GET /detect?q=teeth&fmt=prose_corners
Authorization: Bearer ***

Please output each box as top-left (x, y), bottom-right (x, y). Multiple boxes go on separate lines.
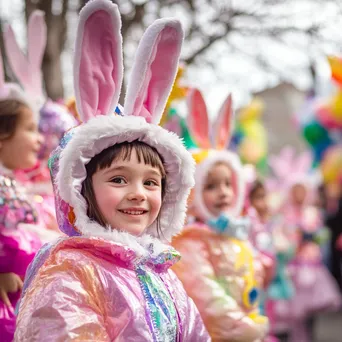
top-left (121, 210), bottom-right (145, 215)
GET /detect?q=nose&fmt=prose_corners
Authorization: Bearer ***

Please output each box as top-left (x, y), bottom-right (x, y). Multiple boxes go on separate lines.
top-left (218, 184), bottom-right (229, 196)
top-left (37, 131), bottom-right (44, 146)
top-left (127, 184), bottom-right (147, 202)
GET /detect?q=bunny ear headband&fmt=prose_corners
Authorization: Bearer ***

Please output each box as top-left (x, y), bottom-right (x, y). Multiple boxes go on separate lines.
top-left (3, 10), bottom-right (46, 109)
top-left (187, 88), bottom-right (234, 151)
top-left (269, 146), bottom-right (314, 188)
top-left (268, 146), bottom-right (318, 207)
top-left (52, 0), bottom-right (195, 244)
top-left (185, 88), bottom-right (245, 219)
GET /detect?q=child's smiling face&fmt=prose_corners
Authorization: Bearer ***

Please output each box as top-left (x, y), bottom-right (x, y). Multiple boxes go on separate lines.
top-left (91, 148), bottom-right (163, 236)
top-left (202, 162), bottom-right (235, 217)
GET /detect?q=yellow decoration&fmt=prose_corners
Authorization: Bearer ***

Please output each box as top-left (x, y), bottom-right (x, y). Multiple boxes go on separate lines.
top-left (329, 91), bottom-right (342, 120)
top-left (321, 146), bottom-right (342, 185)
top-left (192, 149), bottom-right (210, 165)
top-left (65, 96), bottom-right (81, 122)
top-left (328, 56), bottom-right (342, 86)
top-left (231, 238), bottom-right (259, 311)
top-left (160, 65), bottom-right (188, 126)
top-left (238, 97), bottom-right (265, 122)
top-left (237, 97), bottom-right (267, 165)
top-left (239, 139), bottom-right (264, 164)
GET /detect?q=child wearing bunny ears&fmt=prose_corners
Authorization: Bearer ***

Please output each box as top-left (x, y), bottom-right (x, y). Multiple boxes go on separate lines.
top-left (172, 89), bottom-right (268, 342)
top-left (269, 148), bottom-right (341, 342)
top-left (0, 55), bottom-right (43, 340)
top-left (15, 1), bottom-right (209, 341)
top-left (4, 10), bottom-right (77, 236)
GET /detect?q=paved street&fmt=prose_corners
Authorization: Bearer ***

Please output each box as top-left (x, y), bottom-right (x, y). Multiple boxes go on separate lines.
top-left (314, 312), bottom-right (342, 342)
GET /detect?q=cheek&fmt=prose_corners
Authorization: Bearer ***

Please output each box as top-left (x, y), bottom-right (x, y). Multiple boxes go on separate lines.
top-left (202, 190), bottom-right (215, 208)
top-left (149, 192), bottom-right (162, 215)
top-left (95, 185), bottom-right (122, 214)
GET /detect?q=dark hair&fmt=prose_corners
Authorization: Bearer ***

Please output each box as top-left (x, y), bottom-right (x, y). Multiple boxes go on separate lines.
top-left (0, 99), bottom-right (28, 140)
top-left (81, 140), bottom-right (166, 235)
top-left (249, 180), bottom-right (265, 200)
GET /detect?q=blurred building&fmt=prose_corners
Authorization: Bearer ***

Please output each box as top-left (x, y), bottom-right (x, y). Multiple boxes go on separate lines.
top-left (255, 82), bottom-right (307, 155)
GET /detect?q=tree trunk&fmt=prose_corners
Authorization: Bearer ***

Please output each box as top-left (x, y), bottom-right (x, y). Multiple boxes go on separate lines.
top-left (25, 0), bottom-right (68, 100)
top-left (0, 18), bottom-right (10, 81)
top-left (42, 14), bottom-right (67, 100)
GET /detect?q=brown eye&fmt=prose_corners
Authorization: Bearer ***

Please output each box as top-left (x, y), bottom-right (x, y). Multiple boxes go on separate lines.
top-left (144, 180), bottom-right (159, 187)
top-left (205, 183), bottom-right (215, 190)
top-left (110, 177), bottom-right (126, 184)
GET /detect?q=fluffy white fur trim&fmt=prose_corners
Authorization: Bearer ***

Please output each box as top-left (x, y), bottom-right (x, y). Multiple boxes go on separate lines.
top-left (57, 115), bottom-right (195, 244)
top-left (1, 83), bottom-right (39, 121)
top-left (192, 150), bottom-right (245, 221)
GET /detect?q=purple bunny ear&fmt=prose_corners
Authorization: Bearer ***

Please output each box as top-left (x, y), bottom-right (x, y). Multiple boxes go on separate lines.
top-left (124, 18), bottom-right (183, 124)
top-left (4, 10), bottom-right (46, 100)
top-left (212, 93), bottom-right (234, 150)
top-left (73, 0), bottom-right (123, 122)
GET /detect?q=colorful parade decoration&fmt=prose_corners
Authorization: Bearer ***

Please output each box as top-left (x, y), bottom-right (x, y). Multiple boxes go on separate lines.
top-left (232, 97), bottom-right (268, 174)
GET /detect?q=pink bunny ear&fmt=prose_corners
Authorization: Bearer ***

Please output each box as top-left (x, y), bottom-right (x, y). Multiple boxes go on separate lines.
top-left (74, 0), bottom-right (123, 122)
top-left (212, 93), bottom-right (233, 150)
top-left (4, 25), bottom-right (30, 88)
top-left (4, 10), bottom-right (46, 100)
top-left (27, 10), bottom-right (46, 99)
top-left (186, 88), bottom-right (211, 149)
top-left (295, 151), bottom-right (312, 174)
top-left (124, 18), bottom-right (183, 124)
top-left (269, 146), bottom-right (295, 179)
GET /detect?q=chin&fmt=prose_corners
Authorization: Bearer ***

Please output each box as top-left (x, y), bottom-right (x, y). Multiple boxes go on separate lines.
top-left (23, 157), bottom-right (38, 169)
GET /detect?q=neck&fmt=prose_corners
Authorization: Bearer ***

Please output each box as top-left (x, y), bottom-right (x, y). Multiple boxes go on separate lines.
top-left (0, 162), bottom-right (14, 176)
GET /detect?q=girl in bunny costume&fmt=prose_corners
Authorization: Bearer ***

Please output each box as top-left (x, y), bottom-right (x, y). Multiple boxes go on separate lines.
top-left (3, 10), bottom-right (77, 237)
top-left (15, 1), bottom-right (209, 341)
top-left (0, 41), bottom-right (43, 341)
top-left (172, 89), bottom-right (268, 342)
top-left (269, 147), bottom-right (341, 342)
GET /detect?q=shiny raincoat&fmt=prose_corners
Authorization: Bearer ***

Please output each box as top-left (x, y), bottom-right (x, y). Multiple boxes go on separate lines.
top-left (172, 223), bottom-right (268, 342)
top-left (15, 236), bottom-right (209, 341)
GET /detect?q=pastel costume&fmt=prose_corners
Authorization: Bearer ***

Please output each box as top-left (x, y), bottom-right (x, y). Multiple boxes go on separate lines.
top-left (4, 12), bottom-right (77, 238)
top-left (172, 89), bottom-right (268, 341)
top-left (15, 1), bottom-right (209, 341)
top-left (0, 167), bottom-right (42, 341)
top-left (269, 147), bottom-right (341, 341)
top-left (284, 204), bottom-right (341, 316)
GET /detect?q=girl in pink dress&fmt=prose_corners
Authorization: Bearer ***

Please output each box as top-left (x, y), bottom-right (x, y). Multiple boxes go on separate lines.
top-left (0, 53), bottom-right (43, 340)
top-left (269, 147), bottom-right (341, 342)
top-left (4, 11), bottom-right (77, 238)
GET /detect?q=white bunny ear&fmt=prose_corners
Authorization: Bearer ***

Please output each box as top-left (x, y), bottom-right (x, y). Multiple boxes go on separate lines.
top-left (124, 18), bottom-right (183, 124)
top-left (4, 10), bottom-right (46, 100)
top-left (74, 0), bottom-right (123, 122)
top-left (212, 93), bottom-right (234, 150)
top-left (186, 88), bottom-right (211, 149)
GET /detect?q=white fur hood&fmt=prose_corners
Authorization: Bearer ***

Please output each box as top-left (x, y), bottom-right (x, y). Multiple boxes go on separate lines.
top-left (51, 115), bottom-right (195, 254)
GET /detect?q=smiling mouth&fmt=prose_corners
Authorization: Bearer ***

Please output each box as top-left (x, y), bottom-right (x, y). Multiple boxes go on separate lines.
top-left (118, 209), bottom-right (148, 216)
top-left (215, 203), bottom-right (230, 209)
